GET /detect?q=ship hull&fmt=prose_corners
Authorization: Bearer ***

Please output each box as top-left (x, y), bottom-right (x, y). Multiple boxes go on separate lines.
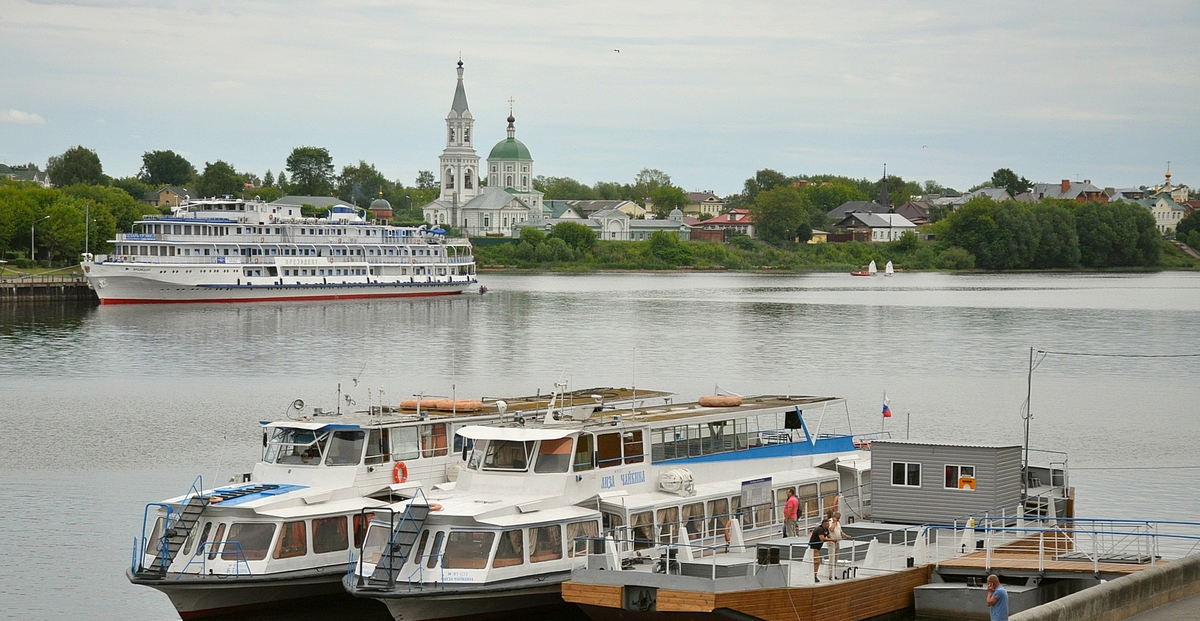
top-left (376, 584), bottom-right (564, 621)
top-left (86, 272), bottom-right (474, 304)
top-left (129, 567), bottom-right (351, 619)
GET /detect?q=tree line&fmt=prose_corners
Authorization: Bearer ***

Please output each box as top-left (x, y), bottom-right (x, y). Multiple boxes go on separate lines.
top-left (533, 168), bottom-right (688, 217)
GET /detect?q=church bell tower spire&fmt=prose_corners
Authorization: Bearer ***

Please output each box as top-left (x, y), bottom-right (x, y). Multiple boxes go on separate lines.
top-left (439, 58), bottom-right (480, 207)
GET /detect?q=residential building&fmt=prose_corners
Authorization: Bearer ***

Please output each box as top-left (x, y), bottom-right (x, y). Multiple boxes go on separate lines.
top-left (143, 186), bottom-right (198, 208)
top-left (1148, 165), bottom-right (1190, 203)
top-left (827, 200), bottom-right (885, 220)
top-left (1032, 179), bottom-right (1108, 202)
top-left (1183, 200), bottom-right (1200, 217)
top-left (832, 212), bottom-right (917, 242)
top-left (808, 229), bottom-right (829, 244)
top-left (690, 208), bottom-right (754, 240)
top-left (894, 200), bottom-right (931, 226)
top-left (530, 208), bottom-right (690, 241)
top-left (1105, 187), bottom-right (1146, 202)
top-left (0, 163), bottom-right (51, 187)
top-left (545, 199), bottom-right (645, 219)
top-left (1131, 196), bottom-right (1188, 234)
top-left (684, 191), bottom-right (725, 217)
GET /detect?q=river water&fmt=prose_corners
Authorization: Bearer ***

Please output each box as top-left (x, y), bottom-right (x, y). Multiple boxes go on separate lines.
top-left (2, 272), bottom-right (1199, 620)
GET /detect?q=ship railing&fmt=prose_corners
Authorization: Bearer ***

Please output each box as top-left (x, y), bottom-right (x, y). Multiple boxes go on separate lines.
top-left (352, 490), bottom-right (442, 592)
top-left (174, 540), bottom-right (253, 578)
top-left (97, 255), bottom-right (474, 266)
top-left (131, 475), bottom-right (204, 575)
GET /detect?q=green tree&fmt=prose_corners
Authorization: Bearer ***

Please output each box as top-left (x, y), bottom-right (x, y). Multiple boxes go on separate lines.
top-left (196, 161), bottom-right (244, 198)
top-left (593, 180), bottom-right (630, 200)
top-left (62, 184), bottom-right (156, 236)
top-left (111, 176), bottom-right (153, 202)
top-left (285, 146), bottom-right (335, 195)
top-left (631, 168), bottom-right (672, 202)
top-left (415, 170), bottom-right (436, 190)
top-left (533, 176), bottom-right (597, 200)
top-left (1030, 203), bottom-right (1080, 268)
top-left (990, 168), bottom-right (1032, 198)
top-left (797, 182), bottom-right (867, 216)
top-left (519, 226), bottom-right (546, 246)
top-left (1177, 211), bottom-right (1200, 243)
top-left (138, 150), bottom-right (196, 186)
top-left (337, 161), bottom-right (392, 207)
top-left (750, 186), bottom-right (808, 245)
top-left (742, 169), bottom-right (791, 203)
top-left (276, 171), bottom-right (288, 190)
top-left (549, 221), bottom-right (596, 252)
top-left (47, 146), bottom-right (104, 187)
top-left (263, 170), bottom-right (275, 188)
top-left (648, 230), bottom-right (692, 266)
top-left (648, 185), bottom-right (688, 217)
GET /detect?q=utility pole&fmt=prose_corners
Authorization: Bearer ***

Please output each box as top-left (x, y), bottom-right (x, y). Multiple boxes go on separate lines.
top-left (1023, 347), bottom-right (1034, 497)
top-left (31, 215), bottom-right (50, 263)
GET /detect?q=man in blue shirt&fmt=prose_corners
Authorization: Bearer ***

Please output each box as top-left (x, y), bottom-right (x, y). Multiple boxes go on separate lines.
top-left (987, 574), bottom-right (1009, 621)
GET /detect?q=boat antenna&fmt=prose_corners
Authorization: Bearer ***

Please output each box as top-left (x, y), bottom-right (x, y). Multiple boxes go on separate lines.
top-left (337, 382), bottom-right (341, 416)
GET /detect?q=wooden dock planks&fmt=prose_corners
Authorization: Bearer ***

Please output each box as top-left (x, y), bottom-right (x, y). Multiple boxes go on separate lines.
top-left (710, 567), bottom-right (931, 621)
top-left (562, 582), bottom-right (623, 608)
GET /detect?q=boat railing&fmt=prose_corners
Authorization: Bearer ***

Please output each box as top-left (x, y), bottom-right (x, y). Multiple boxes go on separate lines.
top-left (132, 475), bottom-right (204, 575)
top-left (174, 540), bottom-right (253, 578)
top-left (353, 490), bottom-right (438, 591)
top-left (97, 254), bottom-right (473, 266)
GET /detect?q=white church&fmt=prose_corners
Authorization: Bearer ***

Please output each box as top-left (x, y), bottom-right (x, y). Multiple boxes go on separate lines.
top-left (422, 60), bottom-right (543, 237)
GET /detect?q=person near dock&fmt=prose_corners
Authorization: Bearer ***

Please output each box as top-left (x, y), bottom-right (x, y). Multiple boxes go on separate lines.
top-left (827, 512), bottom-right (852, 580)
top-left (784, 489), bottom-right (800, 537)
top-left (809, 517), bottom-right (833, 582)
top-left (987, 574), bottom-right (1009, 621)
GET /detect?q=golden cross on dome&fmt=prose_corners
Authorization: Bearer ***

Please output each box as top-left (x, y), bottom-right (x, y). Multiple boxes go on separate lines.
top-left (508, 97), bottom-right (515, 114)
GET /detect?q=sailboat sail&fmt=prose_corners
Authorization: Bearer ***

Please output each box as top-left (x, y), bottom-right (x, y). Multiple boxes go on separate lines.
top-left (868, 260), bottom-right (877, 275)
top-left (885, 261), bottom-right (894, 276)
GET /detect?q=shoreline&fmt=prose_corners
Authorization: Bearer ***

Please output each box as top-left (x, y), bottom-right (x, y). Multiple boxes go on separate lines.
top-left (477, 265), bottom-right (1199, 274)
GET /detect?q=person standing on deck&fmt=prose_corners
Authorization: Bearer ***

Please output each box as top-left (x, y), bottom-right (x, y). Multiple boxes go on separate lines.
top-left (827, 512), bottom-right (852, 579)
top-left (987, 574), bottom-right (1009, 621)
top-left (784, 489), bottom-right (800, 537)
top-left (809, 518), bottom-right (833, 583)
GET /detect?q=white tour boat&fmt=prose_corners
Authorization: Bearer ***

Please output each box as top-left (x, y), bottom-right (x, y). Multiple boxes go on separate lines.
top-left (129, 385), bottom-right (673, 619)
top-left (82, 197), bottom-right (477, 304)
top-left (346, 394), bottom-right (870, 621)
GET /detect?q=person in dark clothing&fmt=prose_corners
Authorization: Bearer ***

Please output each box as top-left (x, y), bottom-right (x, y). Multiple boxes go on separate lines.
top-left (809, 518), bottom-right (833, 582)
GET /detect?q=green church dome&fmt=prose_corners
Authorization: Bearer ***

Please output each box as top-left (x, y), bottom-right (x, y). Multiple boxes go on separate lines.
top-left (488, 137), bottom-right (532, 161)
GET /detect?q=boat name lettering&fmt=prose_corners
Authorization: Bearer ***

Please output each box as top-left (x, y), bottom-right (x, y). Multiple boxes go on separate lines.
top-left (125, 233), bottom-right (156, 240)
top-left (601, 470), bottom-right (646, 489)
top-left (441, 570), bottom-right (475, 582)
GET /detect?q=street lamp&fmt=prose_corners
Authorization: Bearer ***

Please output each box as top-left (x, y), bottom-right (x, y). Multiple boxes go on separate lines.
top-left (31, 215), bottom-right (50, 264)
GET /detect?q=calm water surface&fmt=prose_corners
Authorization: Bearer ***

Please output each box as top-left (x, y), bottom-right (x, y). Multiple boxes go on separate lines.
top-left (2, 272), bottom-right (1199, 620)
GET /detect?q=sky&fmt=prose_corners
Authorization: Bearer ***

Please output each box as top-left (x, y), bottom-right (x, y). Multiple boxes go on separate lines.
top-left (1, 0), bottom-right (1198, 195)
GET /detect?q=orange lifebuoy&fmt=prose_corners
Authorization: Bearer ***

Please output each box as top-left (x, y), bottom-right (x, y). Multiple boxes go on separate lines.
top-left (260, 237), bottom-right (265, 243)
top-left (338, 238), bottom-right (342, 243)
top-left (254, 257), bottom-right (260, 264)
top-left (429, 503), bottom-right (443, 512)
top-left (328, 257), bottom-right (334, 264)
top-left (724, 519), bottom-right (732, 544)
top-left (393, 461), bottom-right (408, 484)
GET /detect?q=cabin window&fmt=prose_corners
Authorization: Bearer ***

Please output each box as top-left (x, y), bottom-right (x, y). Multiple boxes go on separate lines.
top-left (265, 428), bottom-right (329, 465)
top-left (365, 428), bottom-right (390, 465)
top-left (427, 531), bottom-right (445, 568)
top-left (468, 440), bottom-right (487, 470)
top-left (274, 521), bottom-right (307, 559)
top-left (353, 512), bottom-right (373, 548)
top-left (188, 522), bottom-right (212, 558)
top-left (623, 430), bottom-right (644, 464)
top-left (223, 523), bottom-right (275, 561)
top-left (656, 506), bottom-right (680, 544)
top-left (534, 438), bottom-right (573, 473)
top-left (493, 530), bottom-right (524, 568)
top-left (754, 498), bottom-right (773, 528)
top-left (391, 427), bottom-right (420, 461)
top-left (573, 434), bottom-right (594, 471)
top-left (798, 484), bottom-right (819, 518)
top-left (892, 462), bottom-right (921, 487)
top-left (707, 498), bottom-right (729, 534)
top-left (630, 511), bottom-right (654, 550)
top-left (945, 465), bottom-right (976, 490)
top-left (596, 432), bottom-right (622, 468)
top-left (207, 523), bottom-right (227, 560)
top-left (145, 518), bottom-right (165, 555)
top-left (414, 530), bottom-right (431, 565)
top-left (442, 532), bottom-right (495, 569)
top-left (820, 480), bottom-right (839, 513)
top-left (683, 502), bottom-right (705, 540)
top-left (325, 430), bottom-right (365, 466)
top-left (360, 521), bottom-right (389, 564)
top-left (419, 423), bottom-right (448, 458)
top-left (313, 516), bottom-right (349, 553)
top-left (566, 521), bottom-right (598, 557)
top-left (529, 525), bottom-right (563, 562)
top-left (731, 495), bottom-right (747, 528)
top-left (482, 440), bottom-right (534, 471)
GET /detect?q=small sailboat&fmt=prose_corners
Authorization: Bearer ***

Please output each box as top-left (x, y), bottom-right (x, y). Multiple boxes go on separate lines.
top-left (885, 261), bottom-right (894, 277)
top-left (851, 260), bottom-right (878, 277)
top-left (869, 260), bottom-right (878, 276)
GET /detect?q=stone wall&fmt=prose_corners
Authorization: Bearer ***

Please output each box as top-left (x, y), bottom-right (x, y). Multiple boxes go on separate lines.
top-left (1012, 554), bottom-right (1200, 621)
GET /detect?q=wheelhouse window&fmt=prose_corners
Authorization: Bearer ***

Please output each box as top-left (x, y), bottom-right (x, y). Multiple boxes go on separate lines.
top-left (313, 516), bottom-right (349, 554)
top-left (207, 523), bottom-right (226, 560)
top-left (420, 423), bottom-right (448, 458)
top-left (892, 462), bottom-right (921, 487)
top-left (325, 431), bottom-right (365, 466)
top-left (274, 521), bottom-right (307, 559)
top-left (265, 428), bottom-right (328, 465)
top-left (529, 525), bottom-right (563, 562)
top-left (427, 531), bottom-right (445, 568)
top-left (361, 521), bottom-right (390, 564)
top-left (566, 520), bottom-right (598, 557)
top-left (365, 428), bottom-right (390, 465)
top-left (442, 531), bottom-right (495, 570)
top-left (596, 432), bottom-right (623, 468)
top-left (483, 440), bottom-right (534, 471)
top-left (945, 465), bottom-right (976, 490)
top-left (573, 433), bottom-right (594, 471)
top-left (534, 438), bottom-right (573, 473)
top-left (223, 523), bottom-right (276, 561)
top-left (391, 427), bottom-right (420, 461)
top-left (493, 530), bottom-right (524, 567)
top-left (623, 430), bottom-right (645, 464)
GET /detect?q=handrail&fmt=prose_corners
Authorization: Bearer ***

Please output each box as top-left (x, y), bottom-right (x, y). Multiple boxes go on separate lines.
top-left (175, 540), bottom-right (253, 578)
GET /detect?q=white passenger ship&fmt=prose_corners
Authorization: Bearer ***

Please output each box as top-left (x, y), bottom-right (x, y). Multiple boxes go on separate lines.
top-left (346, 394), bottom-right (871, 621)
top-left (81, 197), bottom-right (477, 304)
top-left (130, 386), bottom-right (673, 619)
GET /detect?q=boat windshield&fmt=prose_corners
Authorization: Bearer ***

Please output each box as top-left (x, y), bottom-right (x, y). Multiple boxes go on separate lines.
top-left (264, 428), bottom-right (330, 466)
top-left (481, 440), bottom-right (534, 471)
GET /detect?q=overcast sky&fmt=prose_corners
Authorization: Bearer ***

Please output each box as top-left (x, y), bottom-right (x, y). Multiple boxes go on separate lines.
top-left (2, 1), bottom-right (1197, 195)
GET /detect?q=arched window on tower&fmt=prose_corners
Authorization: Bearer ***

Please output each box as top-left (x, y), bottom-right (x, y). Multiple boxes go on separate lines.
top-left (506, 175), bottom-right (513, 188)
top-left (464, 169), bottom-right (473, 189)
top-left (522, 175), bottom-right (528, 188)
top-left (445, 169), bottom-right (455, 189)
top-left (464, 129), bottom-right (470, 143)
top-left (449, 127), bottom-right (455, 143)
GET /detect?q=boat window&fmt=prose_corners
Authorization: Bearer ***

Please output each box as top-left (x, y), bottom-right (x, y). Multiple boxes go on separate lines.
top-left (573, 434), bottom-right (594, 472)
top-left (181, 520), bottom-right (201, 557)
top-left (391, 427), bottom-right (420, 461)
top-left (707, 498), bottom-right (729, 534)
top-left (753, 498), bottom-right (773, 528)
top-left (798, 484), bottom-right (819, 518)
top-left (467, 440), bottom-right (487, 470)
top-left (223, 523), bottom-right (276, 561)
top-left (353, 512), bottom-right (374, 548)
top-left (426, 531), bottom-right (445, 568)
top-left (325, 430), bottom-right (365, 466)
top-left (623, 430), bottom-right (644, 464)
top-left (566, 521), bottom-right (598, 558)
top-left (145, 518), bottom-right (165, 555)
top-left (274, 521), bottom-right (307, 559)
top-left (360, 522), bottom-right (390, 564)
top-left (365, 428), bottom-right (390, 465)
top-left (596, 432), bottom-right (622, 469)
top-left (775, 488), bottom-right (794, 518)
top-left (207, 523), bottom-right (227, 560)
top-left (820, 480), bottom-right (840, 513)
top-left (630, 511), bottom-right (654, 550)
top-left (442, 531), bottom-right (496, 570)
top-left (891, 462), bottom-right (921, 487)
top-left (945, 465), bottom-right (976, 490)
top-left (493, 530), bottom-right (524, 567)
top-left (482, 440), bottom-right (534, 471)
top-left (731, 495), bottom-right (748, 529)
top-left (683, 502), bottom-right (705, 540)
top-left (420, 423), bottom-right (448, 458)
top-left (602, 512), bottom-right (624, 537)
top-left (530, 525), bottom-right (563, 562)
top-left (265, 428), bottom-right (329, 466)
top-left (414, 530), bottom-right (431, 566)
top-left (534, 438), bottom-right (573, 473)
top-left (189, 522), bottom-right (212, 558)
top-left (656, 506), bottom-right (680, 544)
top-left (313, 516), bottom-right (349, 554)
top-left (688, 424), bottom-right (703, 457)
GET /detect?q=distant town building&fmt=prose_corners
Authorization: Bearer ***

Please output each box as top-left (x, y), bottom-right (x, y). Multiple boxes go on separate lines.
top-left (691, 208), bottom-right (754, 240)
top-left (1131, 196), bottom-right (1188, 234)
top-left (684, 191), bottom-right (725, 217)
top-left (832, 212), bottom-right (917, 242)
top-left (1148, 165), bottom-right (1189, 203)
top-left (531, 208), bottom-right (690, 241)
top-left (0, 163), bottom-right (51, 187)
top-left (1032, 180), bottom-right (1108, 202)
top-left (1105, 187), bottom-right (1146, 202)
top-left (368, 196), bottom-right (393, 220)
top-left (142, 186), bottom-right (198, 208)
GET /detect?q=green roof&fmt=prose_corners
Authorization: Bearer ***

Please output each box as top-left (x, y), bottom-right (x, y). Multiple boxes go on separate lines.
top-left (488, 137), bottom-right (532, 161)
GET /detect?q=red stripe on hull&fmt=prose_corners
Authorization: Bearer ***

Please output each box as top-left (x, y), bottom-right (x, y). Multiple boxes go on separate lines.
top-left (98, 290), bottom-right (466, 305)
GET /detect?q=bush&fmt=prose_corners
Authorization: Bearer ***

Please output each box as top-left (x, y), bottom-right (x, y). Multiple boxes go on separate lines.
top-left (730, 235), bottom-right (755, 251)
top-left (937, 247), bottom-right (975, 270)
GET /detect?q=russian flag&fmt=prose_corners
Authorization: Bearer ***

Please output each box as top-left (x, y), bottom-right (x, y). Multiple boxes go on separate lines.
top-left (882, 396), bottom-right (892, 418)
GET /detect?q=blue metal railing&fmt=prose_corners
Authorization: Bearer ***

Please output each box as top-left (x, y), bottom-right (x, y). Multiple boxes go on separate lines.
top-left (131, 475), bottom-right (205, 574)
top-left (354, 489), bottom-right (433, 590)
top-left (175, 540), bottom-right (253, 578)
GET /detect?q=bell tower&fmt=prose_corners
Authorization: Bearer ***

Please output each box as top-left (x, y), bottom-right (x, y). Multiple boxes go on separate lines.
top-left (438, 59), bottom-right (480, 213)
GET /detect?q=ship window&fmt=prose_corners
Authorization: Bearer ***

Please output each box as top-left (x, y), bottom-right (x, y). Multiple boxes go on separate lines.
top-left (683, 502), bottom-right (705, 540)
top-left (945, 465), bottom-right (976, 490)
top-left (529, 525), bottom-right (562, 563)
top-left (657, 506), bottom-right (679, 544)
top-left (482, 440), bottom-right (533, 471)
top-left (630, 511), bottom-right (654, 550)
top-left (565, 521), bottom-right (598, 558)
top-left (265, 428), bottom-right (328, 465)
top-left (189, 522), bottom-right (212, 558)
top-left (596, 432), bottom-right (622, 468)
top-left (442, 531), bottom-right (495, 569)
top-left (534, 438), bottom-right (572, 473)
top-left (798, 483), bottom-right (818, 518)
top-left (207, 523), bottom-right (226, 560)
top-left (707, 498), bottom-right (729, 534)
top-left (223, 523), bottom-right (275, 561)
top-left (467, 440), bottom-right (486, 470)
top-left (891, 462), bottom-right (921, 487)
top-left (391, 426), bottom-right (420, 461)
top-left (353, 512), bottom-right (374, 548)
top-left (360, 520), bottom-right (389, 564)
top-left (325, 430), bottom-right (365, 466)
top-left (414, 530), bottom-right (431, 565)
top-left (145, 518), bottom-right (165, 555)
top-left (623, 430), bottom-right (644, 464)
top-left (820, 480), bottom-right (839, 514)
top-left (365, 428), bottom-right (390, 464)
top-left (274, 521), bottom-right (307, 559)
top-left (493, 530), bottom-right (523, 567)
top-left (419, 423), bottom-right (448, 458)
top-left (313, 517), bottom-right (349, 554)
top-left (426, 531), bottom-right (445, 568)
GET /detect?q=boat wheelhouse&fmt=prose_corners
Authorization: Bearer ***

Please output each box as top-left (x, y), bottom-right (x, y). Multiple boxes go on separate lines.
top-left (346, 394), bottom-right (869, 621)
top-left (82, 198), bottom-right (477, 304)
top-left (130, 386), bottom-right (673, 619)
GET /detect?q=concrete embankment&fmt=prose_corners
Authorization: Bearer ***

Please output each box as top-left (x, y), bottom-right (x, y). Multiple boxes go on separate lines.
top-left (1012, 553), bottom-right (1200, 621)
top-left (0, 276), bottom-right (97, 303)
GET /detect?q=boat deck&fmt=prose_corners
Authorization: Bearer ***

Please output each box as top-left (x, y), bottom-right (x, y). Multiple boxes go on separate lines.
top-left (935, 533), bottom-right (1163, 579)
